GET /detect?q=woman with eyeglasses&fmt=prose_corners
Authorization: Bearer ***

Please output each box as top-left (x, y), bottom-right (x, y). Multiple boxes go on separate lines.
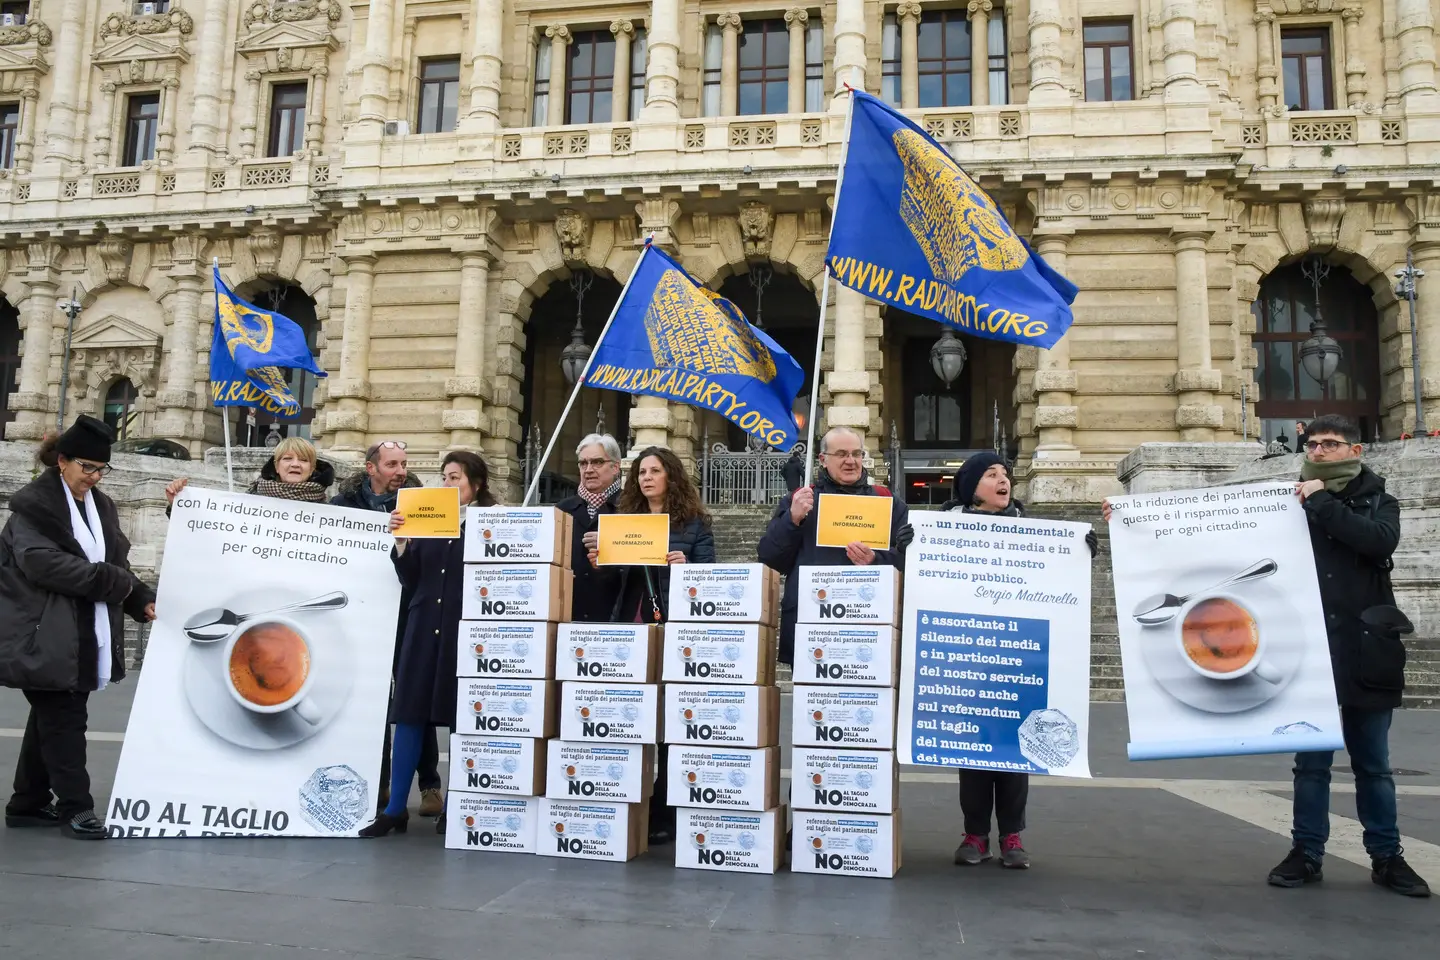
top-left (163, 436), bottom-right (335, 509)
top-left (0, 416), bottom-right (157, 840)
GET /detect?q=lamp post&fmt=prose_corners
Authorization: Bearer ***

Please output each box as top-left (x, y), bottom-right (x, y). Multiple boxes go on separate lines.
top-left (1396, 250), bottom-right (1427, 436)
top-left (1299, 255), bottom-right (1343, 389)
top-left (929, 326), bottom-right (967, 387)
top-left (559, 269), bottom-right (593, 386)
top-left (55, 288), bottom-right (82, 431)
top-left (748, 261), bottom-right (773, 329)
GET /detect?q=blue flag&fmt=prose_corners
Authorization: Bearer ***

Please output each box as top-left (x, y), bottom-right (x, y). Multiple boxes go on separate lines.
top-left (208, 266), bottom-right (325, 417)
top-left (827, 90), bottom-right (1077, 349)
top-left (584, 244), bottom-right (806, 450)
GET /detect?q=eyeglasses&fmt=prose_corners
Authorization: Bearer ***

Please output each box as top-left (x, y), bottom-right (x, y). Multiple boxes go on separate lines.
top-left (824, 451), bottom-right (865, 461)
top-left (1305, 439), bottom-right (1347, 453)
top-left (75, 460), bottom-right (113, 477)
top-left (578, 458), bottom-right (615, 469)
top-left (366, 440), bottom-right (407, 459)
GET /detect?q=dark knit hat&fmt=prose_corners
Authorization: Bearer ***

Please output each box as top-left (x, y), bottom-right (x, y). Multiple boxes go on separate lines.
top-left (952, 450), bottom-right (1007, 506)
top-left (56, 414), bottom-right (115, 463)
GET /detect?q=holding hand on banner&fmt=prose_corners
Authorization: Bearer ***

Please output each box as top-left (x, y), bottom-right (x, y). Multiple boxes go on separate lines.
top-left (789, 485), bottom-right (815, 525)
top-left (1296, 479), bottom-right (1325, 501)
top-left (845, 542), bottom-right (876, 565)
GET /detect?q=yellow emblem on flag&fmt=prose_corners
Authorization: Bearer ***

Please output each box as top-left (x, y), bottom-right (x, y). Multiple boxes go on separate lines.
top-left (642, 269), bottom-right (778, 383)
top-left (217, 293), bottom-right (276, 356)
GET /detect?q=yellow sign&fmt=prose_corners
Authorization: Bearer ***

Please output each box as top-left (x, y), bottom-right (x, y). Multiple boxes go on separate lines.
top-left (396, 486), bottom-right (462, 539)
top-left (815, 494), bottom-right (893, 550)
top-left (597, 513), bottom-right (671, 566)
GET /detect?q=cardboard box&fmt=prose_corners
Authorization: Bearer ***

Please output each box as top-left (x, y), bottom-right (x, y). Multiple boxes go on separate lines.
top-left (675, 807), bottom-right (786, 875)
top-left (665, 683), bottom-right (781, 747)
top-left (443, 792), bottom-right (541, 854)
top-left (461, 564), bottom-right (572, 622)
top-left (536, 798), bottom-right (648, 862)
top-left (791, 747), bottom-right (899, 813)
top-left (456, 622), bottom-right (557, 679)
top-left (660, 623), bottom-right (777, 685)
top-left (557, 623), bottom-right (661, 683)
top-left (666, 563), bottom-right (779, 624)
top-left (790, 810), bottom-right (903, 878)
top-left (447, 734), bottom-right (547, 796)
top-left (667, 745), bottom-right (779, 811)
top-left (791, 685), bottom-right (896, 750)
top-left (464, 506), bottom-right (572, 566)
top-left (558, 682), bottom-right (660, 743)
top-left (455, 678), bottom-right (556, 738)
top-left (795, 566), bottom-right (901, 625)
top-left (545, 742), bottom-right (655, 803)
top-left (792, 624), bottom-right (899, 687)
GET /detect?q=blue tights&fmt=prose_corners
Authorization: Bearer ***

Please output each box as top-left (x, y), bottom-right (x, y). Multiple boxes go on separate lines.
top-left (384, 723), bottom-right (425, 818)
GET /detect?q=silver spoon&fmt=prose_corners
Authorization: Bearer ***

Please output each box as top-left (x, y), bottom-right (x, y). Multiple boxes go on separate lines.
top-left (184, 591), bottom-right (350, 643)
top-left (1131, 560), bottom-right (1277, 626)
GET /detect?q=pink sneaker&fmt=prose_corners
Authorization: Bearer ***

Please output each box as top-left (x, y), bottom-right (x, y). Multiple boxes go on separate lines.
top-left (999, 833), bottom-right (1030, 869)
top-left (954, 833), bottom-right (991, 865)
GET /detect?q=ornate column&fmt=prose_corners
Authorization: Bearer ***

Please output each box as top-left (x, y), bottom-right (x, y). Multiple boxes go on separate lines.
top-left (92, 83), bottom-right (117, 167)
top-left (718, 14), bottom-right (743, 116)
top-left (305, 64), bottom-right (329, 153)
top-left (1027, 0), bottom-right (1067, 105)
top-left (824, 285), bottom-right (872, 441)
top-left (10, 244), bottom-right (65, 439)
top-left (832, 0), bottom-right (866, 101)
top-left (898, 2), bottom-right (921, 109)
top-left (1159, 0), bottom-right (1202, 100)
top-left (331, 254), bottom-right (378, 452)
top-left (14, 84), bottom-right (38, 172)
top-left (446, 251), bottom-right (494, 451)
top-left (1414, 239), bottom-right (1440, 410)
top-left (157, 249), bottom-right (203, 440)
top-left (643, 0), bottom-right (681, 119)
top-left (464, 0), bottom-right (504, 131)
top-left (1253, 8), bottom-right (1278, 112)
top-left (785, 9), bottom-right (808, 114)
top-left (238, 69), bottom-right (263, 158)
top-left (41, 0), bottom-right (86, 162)
top-left (1339, 6), bottom-right (1368, 108)
top-left (1032, 234), bottom-right (1078, 453)
top-left (545, 26), bottom-right (571, 126)
top-left (1172, 231), bottom-right (1222, 442)
top-left (1395, 0), bottom-right (1439, 99)
top-left (611, 20), bottom-right (634, 124)
top-left (156, 75), bottom-right (180, 163)
top-left (968, 1), bottom-right (991, 107)
top-left (188, 0), bottom-right (231, 153)
top-left (359, 0), bottom-right (398, 123)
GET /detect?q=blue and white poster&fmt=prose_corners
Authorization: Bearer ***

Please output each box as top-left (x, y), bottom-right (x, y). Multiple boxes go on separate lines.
top-left (897, 513), bottom-right (1093, 778)
top-left (1108, 482), bottom-right (1344, 761)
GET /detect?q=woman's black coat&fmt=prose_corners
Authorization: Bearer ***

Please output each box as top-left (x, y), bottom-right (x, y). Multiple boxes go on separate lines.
top-left (610, 515), bottom-right (716, 622)
top-left (389, 531), bottom-right (465, 726)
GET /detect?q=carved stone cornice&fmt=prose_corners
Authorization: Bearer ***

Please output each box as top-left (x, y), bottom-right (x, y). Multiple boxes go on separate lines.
top-left (0, 20), bottom-right (51, 47)
top-left (243, 0), bottom-right (343, 32)
top-left (98, 10), bottom-right (195, 40)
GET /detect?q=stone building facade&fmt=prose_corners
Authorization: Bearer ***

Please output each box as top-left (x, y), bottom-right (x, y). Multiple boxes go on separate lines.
top-left (0, 0), bottom-right (1437, 504)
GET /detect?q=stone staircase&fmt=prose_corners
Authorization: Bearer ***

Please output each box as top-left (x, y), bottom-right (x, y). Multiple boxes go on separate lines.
top-left (709, 504), bottom-right (779, 562)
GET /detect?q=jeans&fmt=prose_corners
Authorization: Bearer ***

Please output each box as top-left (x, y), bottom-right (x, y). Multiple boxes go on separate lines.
top-left (1291, 706), bottom-right (1400, 861)
top-left (959, 770), bottom-right (1029, 836)
top-left (9, 690), bottom-right (93, 819)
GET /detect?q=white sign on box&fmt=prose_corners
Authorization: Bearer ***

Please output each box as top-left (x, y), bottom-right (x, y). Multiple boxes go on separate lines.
top-left (456, 622), bottom-right (556, 679)
top-left (537, 798), bottom-right (643, 862)
top-left (667, 563), bottom-right (777, 623)
top-left (791, 810), bottom-right (902, 878)
top-left (676, 808), bottom-right (785, 875)
top-left (667, 745), bottom-right (778, 810)
top-left (444, 792), bottom-right (541, 854)
top-left (464, 506), bottom-right (570, 565)
top-left (792, 685), bottom-right (897, 749)
top-left (545, 742), bottom-right (653, 803)
top-left (791, 747), bottom-right (898, 813)
top-left (557, 624), bottom-right (660, 683)
top-left (661, 623), bottom-right (775, 685)
top-left (793, 624), bottom-right (899, 687)
top-left (456, 678), bottom-right (554, 738)
top-left (447, 735), bottom-right (545, 796)
top-left (559, 682), bottom-right (660, 743)
top-left (796, 566), bottom-right (900, 625)
top-left (665, 684), bottom-right (780, 747)
top-left (461, 564), bottom-right (570, 621)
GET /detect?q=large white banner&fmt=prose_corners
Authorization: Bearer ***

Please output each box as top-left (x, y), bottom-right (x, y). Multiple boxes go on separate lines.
top-left (1108, 482), bottom-right (1344, 760)
top-left (108, 489), bottom-right (400, 837)
top-left (898, 512), bottom-right (1093, 778)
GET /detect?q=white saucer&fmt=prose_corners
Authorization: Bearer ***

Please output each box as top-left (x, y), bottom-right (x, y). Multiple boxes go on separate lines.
top-left (183, 588), bottom-right (355, 751)
top-left (1136, 577), bottom-right (1306, 715)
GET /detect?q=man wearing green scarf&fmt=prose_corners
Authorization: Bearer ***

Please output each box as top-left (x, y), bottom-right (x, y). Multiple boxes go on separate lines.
top-left (1267, 415), bottom-right (1428, 897)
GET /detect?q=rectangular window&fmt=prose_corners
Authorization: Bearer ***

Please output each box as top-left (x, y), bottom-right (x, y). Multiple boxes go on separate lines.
top-left (121, 93), bottom-right (160, 166)
top-left (416, 58), bottom-right (460, 134)
top-left (629, 28), bottom-right (648, 121)
top-left (1082, 19), bottom-right (1133, 102)
top-left (566, 30), bottom-right (615, 125)
top-left (881, 14), bottom-right (901, 106)
top-left (804, 21), bottom-right (824, 112)
top-left (266, 82), bottom-right (307, 157)
top-left (0, 1), bottom-right (28, 25)
top-left (987, 11), bottom-right (1008, 105)
top-left (532, 35), bottom-right (552, 125)
top-left (917, 10), bottom-right (971, 108)
top-left (737, 18), bottom-right (788, 115)
top-left (131, 0), bottom-right (169, 14)
top-left (1281, 28), bottom-right (1333, 111)
top-left (0, 102), bottom-right (17, 170)
top-left (702, 24), bottom-right (722, 117)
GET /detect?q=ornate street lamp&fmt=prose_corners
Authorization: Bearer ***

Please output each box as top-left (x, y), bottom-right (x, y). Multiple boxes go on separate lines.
top-left (55, 288), bottom-right (82, 430)
top-left (748, 261), bottom-right (773, 328)
top-left (1299, 255), bottom-right (1343, 387)
top-left (929, 326), bottom-right (967, 387)
top-left (560, 269), bottom-right (593, 385)
top-left (1396, 249), bottom-right (1427, 435)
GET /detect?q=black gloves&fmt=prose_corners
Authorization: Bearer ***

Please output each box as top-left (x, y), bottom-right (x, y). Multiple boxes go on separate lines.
top-left (1085, 529), bottom-right (1098, 558)
top-left (895, 522), bottom-right (915, 551)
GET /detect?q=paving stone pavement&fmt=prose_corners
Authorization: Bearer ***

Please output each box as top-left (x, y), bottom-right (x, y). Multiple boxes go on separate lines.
top-left (1, 686), bottom-right (1436, 960)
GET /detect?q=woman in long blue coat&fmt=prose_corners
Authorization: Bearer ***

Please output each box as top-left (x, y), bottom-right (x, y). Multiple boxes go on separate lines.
top-left (361, 451), bottom-right (496, 837)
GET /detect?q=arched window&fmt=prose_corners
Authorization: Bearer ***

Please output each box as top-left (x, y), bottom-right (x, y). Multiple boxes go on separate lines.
top-left (0, 297), bottom-right (18, 441)
top-left (103, 378), bottom-right (139, 440)
top-left (237, 282), bottom-right (321, 446)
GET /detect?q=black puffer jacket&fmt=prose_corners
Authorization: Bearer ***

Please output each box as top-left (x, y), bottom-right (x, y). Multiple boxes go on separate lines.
top-left (610, 515), bottom-right (717, 622)
top-left (556, 490), bottom-right (624, 622)
top-left (1304, 465), bottom-right (1405, 710)
top-left (0, 469), bottom-right (154, 691)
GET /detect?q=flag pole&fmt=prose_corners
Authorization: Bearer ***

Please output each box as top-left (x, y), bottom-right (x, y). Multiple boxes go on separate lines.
top-left (213, 258), bottom-right (236, 492)
top-left (522, 241), bottom-right (652, 507)
top-left (803, 79), bottom-right (859, 487)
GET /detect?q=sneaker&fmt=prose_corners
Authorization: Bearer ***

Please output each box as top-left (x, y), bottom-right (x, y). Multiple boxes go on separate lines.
top-left (954, 833), bottom-right (991, 865)
top-left (60, 810), bottom-right (108, 841)
top-left (999, 833), bottom-right (1030, 869)
top-left (419, 788), bottom-right (444, 818)
top-left (1267, 846), bottom-right (1323, 888)
top-left (5, 804), bottom-right (61, 828)
top-left (1372, 854), bottom-right (1431, 897)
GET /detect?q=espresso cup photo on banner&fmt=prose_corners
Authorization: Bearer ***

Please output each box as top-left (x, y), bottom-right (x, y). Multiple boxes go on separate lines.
top-left (1107, 481), bottom-right (1344, 760)
top-left (107, 490), bottom-right (401, 837)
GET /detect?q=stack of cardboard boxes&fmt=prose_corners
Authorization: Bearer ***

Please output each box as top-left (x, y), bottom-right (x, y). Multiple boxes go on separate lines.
top-left (661, 563), bottom-right (785, 874)
top-left (789, 566), bottom-right (903, 879)
top-left (443, 508), bottom-right (571, 855)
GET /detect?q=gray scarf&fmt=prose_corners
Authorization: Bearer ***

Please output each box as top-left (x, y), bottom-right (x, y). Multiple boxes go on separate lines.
top-left (1300, 457), bottom-right (1362, 494)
